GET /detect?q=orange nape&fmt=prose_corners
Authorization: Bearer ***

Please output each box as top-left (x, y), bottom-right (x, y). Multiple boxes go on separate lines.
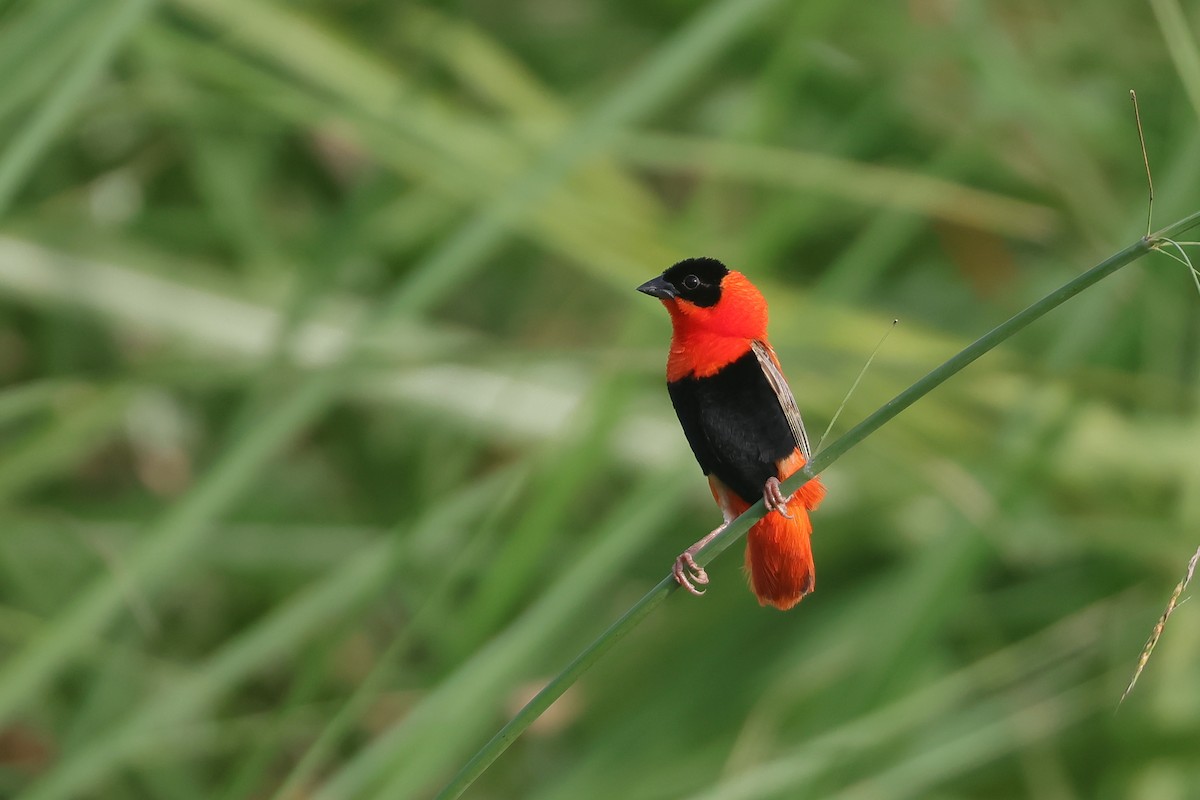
top-left (663, 271), bottom-right (769, 381)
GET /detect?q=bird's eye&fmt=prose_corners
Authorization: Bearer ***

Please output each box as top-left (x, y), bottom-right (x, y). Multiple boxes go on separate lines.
top-left (682, 274), bottom-right (701, 290)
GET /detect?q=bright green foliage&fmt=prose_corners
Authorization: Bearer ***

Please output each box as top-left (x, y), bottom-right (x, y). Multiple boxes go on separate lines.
top-left (0, 1), bottom-right (1198, 799)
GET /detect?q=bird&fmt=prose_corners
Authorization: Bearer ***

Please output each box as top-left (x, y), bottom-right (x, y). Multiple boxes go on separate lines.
top-left (638, 257), bottom-right (824, 610)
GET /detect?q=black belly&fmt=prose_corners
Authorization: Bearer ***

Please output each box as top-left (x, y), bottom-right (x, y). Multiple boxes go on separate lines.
top-left (667, 350), bottom-right (797, 504)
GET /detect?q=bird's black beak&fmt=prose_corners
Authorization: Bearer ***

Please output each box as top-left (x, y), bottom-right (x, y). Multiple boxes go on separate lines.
top-left (636, 275), bottom-right (677, 300)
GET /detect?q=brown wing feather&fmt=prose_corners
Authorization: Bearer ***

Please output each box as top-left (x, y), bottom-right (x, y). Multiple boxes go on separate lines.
top-left (751, 340), bottom-right (811, 462)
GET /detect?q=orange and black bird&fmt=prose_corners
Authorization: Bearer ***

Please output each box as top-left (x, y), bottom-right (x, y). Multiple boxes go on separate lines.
top-left (638, 258), bottom-right (824, 610)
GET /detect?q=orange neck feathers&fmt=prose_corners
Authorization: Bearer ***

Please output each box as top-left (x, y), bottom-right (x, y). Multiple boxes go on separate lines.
top-left (664, 271), bottom-right (768, 381)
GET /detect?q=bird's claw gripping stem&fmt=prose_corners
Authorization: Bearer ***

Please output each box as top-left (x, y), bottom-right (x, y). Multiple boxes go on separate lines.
top-left (764, 476), bottom-right (792, 519)
top-left (671, 523), bottom-right (726, 597)
top-left (672, 550), bottom-right (709, 596)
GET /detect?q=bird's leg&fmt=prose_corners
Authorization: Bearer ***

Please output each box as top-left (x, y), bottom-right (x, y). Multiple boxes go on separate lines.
top-left (763, 476), bottom-right (793, 519)
top-left (672, 523), bottom-right (726, 596)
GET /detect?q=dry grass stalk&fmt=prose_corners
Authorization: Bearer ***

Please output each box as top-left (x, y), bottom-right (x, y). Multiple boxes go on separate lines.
top-left (1120, 545), bottom-right (1200, 706)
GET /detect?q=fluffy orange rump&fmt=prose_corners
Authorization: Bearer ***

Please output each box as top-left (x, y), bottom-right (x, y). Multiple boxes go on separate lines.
top-left (744, 478), bottom-right (824, 610)
top-left (720, 451), bottom-right (825, 610)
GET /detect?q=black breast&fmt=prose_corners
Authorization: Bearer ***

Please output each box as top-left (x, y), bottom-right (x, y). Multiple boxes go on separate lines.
top-left (667, 350), bottom-right (798, 504)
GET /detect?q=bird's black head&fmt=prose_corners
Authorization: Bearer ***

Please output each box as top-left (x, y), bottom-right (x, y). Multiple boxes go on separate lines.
top-left (636, 257), bottom-right (729, 308)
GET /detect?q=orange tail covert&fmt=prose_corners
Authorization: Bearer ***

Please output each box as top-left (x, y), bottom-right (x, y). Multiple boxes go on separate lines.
top-left (745, 473), bottom-right (825, 610)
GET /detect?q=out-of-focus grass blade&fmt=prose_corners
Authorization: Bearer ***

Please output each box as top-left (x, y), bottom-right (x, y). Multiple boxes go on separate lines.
top-left (828, 686), bottom-right (1093, 800)
top-left (0, 0), bottom-right (102, 124)
top-left (618, 132), bottom-right (1058, 239)
top-left (268, 466), bottom-right (531, 800)
top-left (0, 380), bottom-right (80, 427)
top-left (815, 140), bottom-right (977, 299)
top-left (685, 599), bottom-right (1115, 800)
top-left (379, 0), bottom-right (791, 316)
top-left (17, 469), bottom-right (519, 799)
top-left (0, 0), bottom-right (156, 219)
top-left (0, 237), bottom-right (689, 464)
top-left (313, 471), bottom-right (691, 800)
top-left (457, 342), bottom-right (645, 647)
top-left (161, 0), bottom-right (675, 284)
top-left (1148, 0), bottom-right (1200, 122)
top-left (0, 386), bottom-right (133, 615)
top-left (0, 376), bottom-right (330, 725)
top-left (18, 539), bottom-right (398, 800)
top-left (0, 236), bottom-right (465, 366)
top-left (0, 516), bottom-right (384, 574)
top-left (398, 6), bottom-right (664, 228)
top-left (955, 6), bottom-right (1124, 237)
top-left (0, 385), bottom-right (132, 505)
top-left (840, 382), bottom-right (1075, 715)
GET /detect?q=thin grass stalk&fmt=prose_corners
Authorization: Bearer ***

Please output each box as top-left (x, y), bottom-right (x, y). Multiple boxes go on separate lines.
top-left (433, 210), bottom-right (1200, 800)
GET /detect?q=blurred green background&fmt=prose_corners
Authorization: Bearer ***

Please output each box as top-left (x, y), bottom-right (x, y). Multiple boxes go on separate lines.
top-left (1, 0), bottom-right (1199, 797)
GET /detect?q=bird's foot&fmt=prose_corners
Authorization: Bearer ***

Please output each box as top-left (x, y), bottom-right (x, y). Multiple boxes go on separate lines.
top-left (672, 550), bottom-right (709, 596)
top-left (671, 523), bottom-right (726, 596)
top-left (764, 476), bottom-right (793, 519)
